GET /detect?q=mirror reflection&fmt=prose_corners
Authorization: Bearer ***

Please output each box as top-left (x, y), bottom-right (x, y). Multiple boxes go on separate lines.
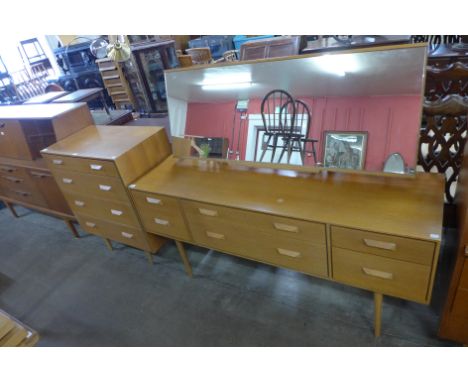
top-left (165, 44), bottom-right (427, 174)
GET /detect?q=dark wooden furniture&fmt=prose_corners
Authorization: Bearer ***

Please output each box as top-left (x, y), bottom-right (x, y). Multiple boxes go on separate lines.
top-left (240, 36), bottom-right (301, 61)
top-left (0, 103), bottom-right (94, 236)
top-left (123, 40), bottom-right (179, 114)
top-left (23, 91), bottom-right (69, 104)
top-left (439, 139), bottom-right (468, 344)
top-left (53, 88), bottom-right (110, 116)
top-left (301, 36), bottom-right (412, 54)
top-left (419, 95), bottom-right (468, 204)
top-left (96, 58), bottom-right (135, 110)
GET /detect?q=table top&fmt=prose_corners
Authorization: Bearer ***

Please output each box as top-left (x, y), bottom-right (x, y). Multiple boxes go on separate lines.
top-left (42, 124), bottom-right (164, 160)
top-left (52, 88), bottom-right (103, 103)
top-left (23, 91), bottom-right (69, 104)
top-left (131, 156), bottom-right (445, 242)
top-left (0, 102), bottom-right (87, 119)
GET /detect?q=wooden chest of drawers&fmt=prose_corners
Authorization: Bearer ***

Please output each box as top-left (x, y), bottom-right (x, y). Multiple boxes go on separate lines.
top-left (41, 124), bottom-right (172, 258)
top-left (0, 103), bottom-right (94, 234)
top-left (129, 156), bottom-right (444, 336)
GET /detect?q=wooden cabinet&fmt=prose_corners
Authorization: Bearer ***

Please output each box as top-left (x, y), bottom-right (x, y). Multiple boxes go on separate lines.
top-left (0, 103), bottom-right (93, 161)
top-left (0, 103), bottom-right (93, 234)
top-left (439, 142), bottom-right (468, 344)
top-left (41, 124), bottom-right (172, 260)
top-left (129, 156), bottom-right (444, 335)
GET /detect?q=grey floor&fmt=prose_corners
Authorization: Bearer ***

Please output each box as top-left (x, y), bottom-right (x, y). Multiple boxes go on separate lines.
top-left (0, 205), bottom-right (458, 346)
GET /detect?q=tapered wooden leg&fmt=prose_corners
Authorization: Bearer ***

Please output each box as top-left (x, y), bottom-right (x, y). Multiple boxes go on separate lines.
top-left (4, 201), bottom-right (19, 218)
top-left (103, 238), bottom-right (113, 251)
top-left (64, 220), bottom-right (79, 238)
top-left (175, 240), bottom-right (192, 277)
top-left (144, 251), bottom-right (154, 265)
top-left (374, 292), bottom-right (383, 337)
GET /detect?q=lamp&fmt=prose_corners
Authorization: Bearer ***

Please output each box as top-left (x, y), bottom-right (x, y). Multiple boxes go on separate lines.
top-left (106, 37), bottom-right (131, 62)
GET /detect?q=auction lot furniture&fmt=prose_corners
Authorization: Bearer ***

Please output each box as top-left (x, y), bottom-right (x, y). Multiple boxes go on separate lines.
top-left (41, 125), bottom-right (190, 269)
top-left (129, 156), bottom-right (445, 336)
top-left (0, 309), bottom-right (39, 347)
top-left (0, 103), bottom-right (93, 235)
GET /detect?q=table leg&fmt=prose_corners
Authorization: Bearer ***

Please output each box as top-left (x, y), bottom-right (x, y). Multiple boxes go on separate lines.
top-left (4, 201), bottom-right (19, 218)
top-left (64, 220), bottom-right (79, 238)
top-left (103, 238), bottom-right (113, 251)
top-left (374, 292), bottom-right (383, 337)
top-left (175, 240), bottom-right (192, 277)
top-left (144, 251), bottom-right (154, 265)
top-left (101, 92), bottom-right (111, 116)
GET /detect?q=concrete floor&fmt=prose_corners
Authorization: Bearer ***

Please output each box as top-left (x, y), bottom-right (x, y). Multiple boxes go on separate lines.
top-left (0, 206), bottom-right (458, 346)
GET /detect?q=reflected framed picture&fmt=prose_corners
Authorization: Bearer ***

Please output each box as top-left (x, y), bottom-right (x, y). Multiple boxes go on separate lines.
top-left (322, 131), bottom-right (368, 170)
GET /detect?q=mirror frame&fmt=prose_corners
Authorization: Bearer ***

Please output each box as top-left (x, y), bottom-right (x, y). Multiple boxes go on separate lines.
top-left (165, 42), bottom-right (428, 178)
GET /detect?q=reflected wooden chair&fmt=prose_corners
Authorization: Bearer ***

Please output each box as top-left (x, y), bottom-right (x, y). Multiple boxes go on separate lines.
top-left (185, 48), bottom-right (213, 65)
top-left (259, 89), bottom-right (296, 163)
top-left (278, 99), bottom-right (318, 164)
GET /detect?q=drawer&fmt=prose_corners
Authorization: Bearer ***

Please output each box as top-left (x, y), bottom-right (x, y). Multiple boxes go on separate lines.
top-left (138, 208), bottom-right (191, 241)
top-left (101, 69), bottom-right (119, 78)
top-left (0, 163), bottom-right (29, 177)
top-left (1, 184), bottom-right (46, 207)
top-left (43, 154), bottom-right (119, 178)
top-left (131, 191), bottom-right (182, 215)
top-left (188, 216), bottom-right (328, 277)
top-left (331, 226), bottom-right (435, 266)
top-left (63, 191), bottom-right (139, 228)
top-left (332, 247), bottom-right (431, 302)
top-left (104, 78), bottom-right (124, 87)
top-left (182, 200), bottom-right (326, 245)
top-left (75, 213), bottom-right (150, 251)
top-left (109, 86), bottom-right (126, 95)
top-left (52, 168), bottom-right (128, 203)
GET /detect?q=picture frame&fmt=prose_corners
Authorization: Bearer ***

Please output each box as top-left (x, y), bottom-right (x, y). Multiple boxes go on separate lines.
top-left (322, 131), bottom-right (368, 170)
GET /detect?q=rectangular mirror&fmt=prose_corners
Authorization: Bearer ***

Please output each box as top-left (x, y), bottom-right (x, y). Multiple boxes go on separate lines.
top-left (165, 43), bottom-right (427, 175)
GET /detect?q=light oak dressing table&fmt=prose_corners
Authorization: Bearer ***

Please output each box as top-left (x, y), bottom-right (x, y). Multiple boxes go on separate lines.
top-left (129, 156), bottom-right (444, 336)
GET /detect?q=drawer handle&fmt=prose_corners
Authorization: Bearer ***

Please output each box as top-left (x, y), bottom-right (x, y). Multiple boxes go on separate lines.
top-left (0, 166), bottom-right (15, 173)
top-left (99, 184), bottom-right (112, 191)
top-left (154, 218), bottom-right (169, 225)
top-left (273, 222), bottom-right (299, 233)
top-left (121, 232), bottom-right (134, 239)
top-left (111, 209), bottom-right (123, 216)
top-left (362, 267), bottom-right (394, 280)
top-left (74, 200), bottom-right (85, 207)
top-left (2, 176), bottom-right (22, 183)
top-left (90, 164), bottom-right (103, 171)
top-left (199, 208), bottom-right (218, 217)
top-left (277, 248), bottom-right (301, 258)
top-left (85, 222), bottom-right (96, 228)
top-left (52, 159), bottom-right (63, 165)
top-left (62, 178), bottom-right (73, 184)
top-left (206, 231), bottom-right (225, 240)
top-left (146, 197), bottom-right (162, 205)
top-left (13, 190), bottom-right (30, 197)
top-left (30, 171), bottom-right (49, 179)
top-left (363, 238), bottom-right (396, 251)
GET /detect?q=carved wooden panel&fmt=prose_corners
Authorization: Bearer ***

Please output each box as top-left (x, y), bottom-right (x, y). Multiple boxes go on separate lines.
top-left (426, 62), bottom-right (468, 101)
top-left (419, 95), bottom-right (468, 203)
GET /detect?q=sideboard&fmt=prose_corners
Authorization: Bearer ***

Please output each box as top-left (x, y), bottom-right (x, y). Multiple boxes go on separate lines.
top-left (129, 156), bottom-right (445, 336)
top-left (0, 103), bottom-right (93, 235)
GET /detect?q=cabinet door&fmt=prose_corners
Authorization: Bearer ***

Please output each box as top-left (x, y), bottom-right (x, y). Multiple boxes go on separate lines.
top-left (27, 169), bottom-right (72, 215)
top-left (0, 120), bottom-right (33, 160)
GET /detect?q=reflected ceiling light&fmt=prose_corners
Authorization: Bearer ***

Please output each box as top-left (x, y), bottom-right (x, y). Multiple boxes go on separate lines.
top-left (315, 54), bottom-right (360, 77)
top-left (200, 71), bottom-right (252, 90)
top-left (201, 82), bottom-right (252, 91)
